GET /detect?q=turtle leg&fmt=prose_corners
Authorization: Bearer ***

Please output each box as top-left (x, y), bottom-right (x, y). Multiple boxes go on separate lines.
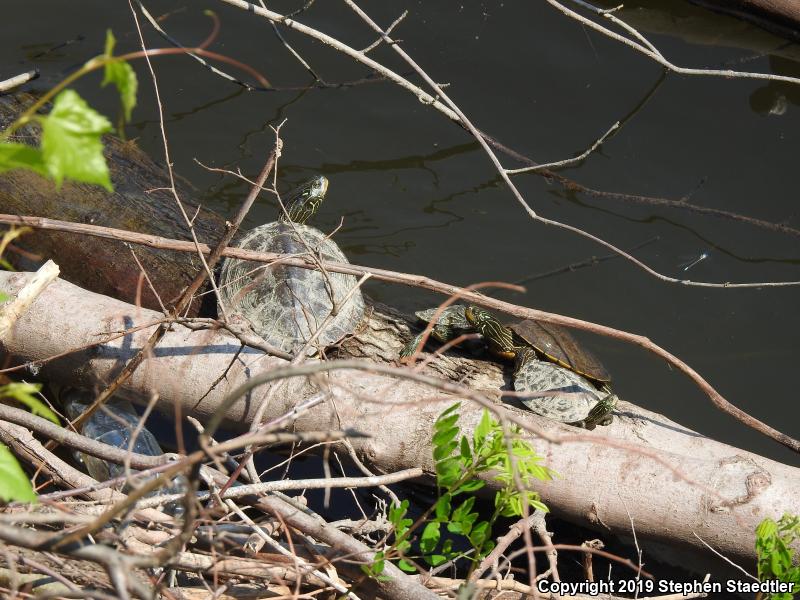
top-left (571, 393), bottom-right (617, 429)
top-left (400, 332), bottom-right (426, 358)
top-left (513, 347), bottom-right (537, 374)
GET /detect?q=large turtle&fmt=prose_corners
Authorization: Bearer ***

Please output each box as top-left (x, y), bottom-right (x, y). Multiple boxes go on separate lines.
top-left (218, 176), bottom-right (365, 354)
top-left (400, 304), bottom-right (473, 358)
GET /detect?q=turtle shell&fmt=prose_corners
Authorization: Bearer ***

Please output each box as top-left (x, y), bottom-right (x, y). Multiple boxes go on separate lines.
top-left (218, 221), bottom-right (365, 354)
top-left (513, 359), bottom-right (603, 422)
top-left (508, 320), bottom-right (611, 385)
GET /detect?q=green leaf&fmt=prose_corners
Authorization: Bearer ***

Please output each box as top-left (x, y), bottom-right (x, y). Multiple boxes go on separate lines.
top-left (425, 554), bottom-right (448, 567)
top-left (452, 496), bottom-right (476, 522)
top-left (398, 558), bottom-right (417, 572)
top-left (39, 89), bottom-right (113, 191)
top-left (102, 30), bottom-right (137, 122)
top-left (0, 383), bottom-right (59, 424)
top-left (439, 402), bottom-right (461, 419)
top-left (469, 521), bottom-right (490, 547)
top-left (434, 413), bottom-right (460, 434)
top-left (473, 409), bottom-right (492, 449)
top-left (389, 500), bottom-right (409, 527)
top-left (433, 439), bottom-right (458, 462)
top-left (433, 425), bottom-right (459, 450)
top-left (420, 521), bottom-right (441, 554)
top-left (0, 292), bottom-right (8, 302)
top-left (0, 142), bottom-right (47, 176)
top-left (435, 457), bottom-right (461, 488)
top-left (455, 479), bottom-right (484, 494)
top-left (459, 435), bottom-right (472, 461)
top-left (0, 443), bottom-right (36, 503)
top-left (434, 494), bottom-right (451, 522)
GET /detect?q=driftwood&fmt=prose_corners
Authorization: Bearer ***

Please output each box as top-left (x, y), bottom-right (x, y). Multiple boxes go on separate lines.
top-left (1, 269), bottom-right (798, 572)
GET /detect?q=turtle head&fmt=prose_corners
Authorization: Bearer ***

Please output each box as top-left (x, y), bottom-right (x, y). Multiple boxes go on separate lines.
top-left (465, 305), bottom-right (515, 356)
top-left (464, 305), bottom-right (493, 328)
top-left (280, 175), bottom-right (329, 224)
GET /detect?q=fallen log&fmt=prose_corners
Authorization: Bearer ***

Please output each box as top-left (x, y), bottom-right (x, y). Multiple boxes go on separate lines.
top-left (1, 269), bottom-right (797, 572)
top-left (0, 93), bottom-right (224, 314)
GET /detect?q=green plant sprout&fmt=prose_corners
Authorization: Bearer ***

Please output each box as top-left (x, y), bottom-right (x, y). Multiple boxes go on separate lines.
top-left (363, 402), bottom-right (554, 578)
top-left (0, 382), bottom-right (60, 503)
top-left (756, 514), bottom-right (800, 600)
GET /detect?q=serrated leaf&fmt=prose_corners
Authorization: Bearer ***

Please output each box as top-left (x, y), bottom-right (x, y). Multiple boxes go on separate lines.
top-left (0, 443), bottom-right (36, 503)
top-left (1, 383), bottom-right (59, 424)
top-left (102, 30), bottom-right (137, 122)
top-left (39, 89), bottom-right (112, 191)
top-left (0, 142), bottom-right (47, 176)
top-left (420, 521), bottom-right (440, 554)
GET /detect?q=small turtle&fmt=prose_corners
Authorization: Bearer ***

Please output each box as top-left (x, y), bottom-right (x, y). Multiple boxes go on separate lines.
top-left (465, 306), bottom-right (616, 428)
top-left (508, 319), bottom-right (611, 387)
top-left (218, 176), bottom-right (365, 354)
top-left (400, 304), bottom-right (473, 358)
top-left (464, 306), bottom-right (610, 386)
top-left (513, 359), bottom-right (617, 429)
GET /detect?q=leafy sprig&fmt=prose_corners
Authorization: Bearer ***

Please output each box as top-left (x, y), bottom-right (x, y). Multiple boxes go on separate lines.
top-left (756, 514), bottom-right (800, 600)
top-left (364, 403), bottom-right (553, 577)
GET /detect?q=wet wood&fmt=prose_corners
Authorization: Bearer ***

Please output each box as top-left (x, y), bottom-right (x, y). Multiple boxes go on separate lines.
top-left (0, 93), bottom-right (225, 315)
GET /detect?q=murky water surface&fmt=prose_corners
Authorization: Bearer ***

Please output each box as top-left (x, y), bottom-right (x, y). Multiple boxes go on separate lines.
top-left (4, 1), bottom-right (799, 466)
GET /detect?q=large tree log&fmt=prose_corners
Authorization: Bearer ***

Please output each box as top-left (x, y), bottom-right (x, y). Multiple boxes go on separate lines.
top-left (1, 270), bottom-right (797, 572)
top-left (0, 93), bottom-right (224, 314)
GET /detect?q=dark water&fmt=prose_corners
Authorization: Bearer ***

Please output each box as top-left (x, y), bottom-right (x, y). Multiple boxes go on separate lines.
top-left (3, 1), bottom-right (799, 468)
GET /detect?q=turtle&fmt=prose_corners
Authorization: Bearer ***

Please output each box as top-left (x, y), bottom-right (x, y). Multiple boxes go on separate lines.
top-left (464, 306), bottom-right (611, 387)
top-left (218, 175), bottom-right (365, 354)
top-left (464, 305), bottom-right (617, 427)
top-left (400, 304), bottom-right (473, 358)
top-left (512, 358), bottom-right (617, 429)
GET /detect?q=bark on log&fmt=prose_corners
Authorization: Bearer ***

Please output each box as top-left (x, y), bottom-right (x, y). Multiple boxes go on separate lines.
top-left (1, 270), bottom-right (797, 572)
top-left (0, 93), bottom-right (225, 314)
